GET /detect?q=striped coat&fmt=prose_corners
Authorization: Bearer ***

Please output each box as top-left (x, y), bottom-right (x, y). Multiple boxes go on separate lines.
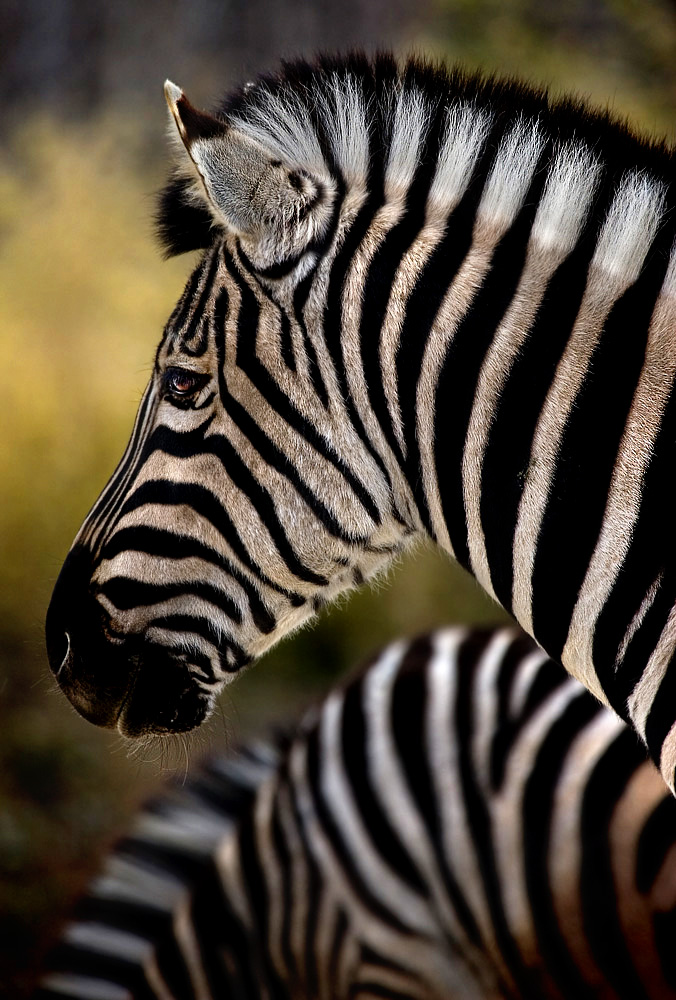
top-left (39, 628), bottom-right (676, 999)
top-left (45, 55), bottom-right (676, 789)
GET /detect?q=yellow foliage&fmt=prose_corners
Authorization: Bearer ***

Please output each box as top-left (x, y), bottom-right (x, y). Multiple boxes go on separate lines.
top-left (0, 117), bottom-right (194, 637)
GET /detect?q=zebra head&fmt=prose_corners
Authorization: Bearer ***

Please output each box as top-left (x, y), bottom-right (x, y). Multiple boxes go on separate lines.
top-left (46, 68), bottom-right (417, 737)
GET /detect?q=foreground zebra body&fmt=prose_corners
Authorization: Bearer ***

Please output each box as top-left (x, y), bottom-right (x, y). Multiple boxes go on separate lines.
top-left (39, 628), bottom-right (676, 999)
top-left (45, 54), bottom-right (676, 786)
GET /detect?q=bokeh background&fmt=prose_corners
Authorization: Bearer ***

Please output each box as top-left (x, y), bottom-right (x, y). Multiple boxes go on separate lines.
top-left (2, 0), bottom-right (675, 993)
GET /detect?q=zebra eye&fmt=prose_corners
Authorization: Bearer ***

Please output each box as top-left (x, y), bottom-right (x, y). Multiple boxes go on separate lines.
top-left (162, 367), bottom-right (209, 399)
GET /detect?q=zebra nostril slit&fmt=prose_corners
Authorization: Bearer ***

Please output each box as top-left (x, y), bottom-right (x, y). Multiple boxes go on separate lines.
top-left (55, 631), bottom-right (71, 678)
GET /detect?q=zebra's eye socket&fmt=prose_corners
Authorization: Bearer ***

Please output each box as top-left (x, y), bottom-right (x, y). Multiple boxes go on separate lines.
top-left (162, 367), bottom-right (209, 399)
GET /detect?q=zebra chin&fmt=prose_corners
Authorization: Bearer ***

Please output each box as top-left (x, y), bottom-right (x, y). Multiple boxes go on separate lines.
top-left (45, 545), bottom-right (214, 737)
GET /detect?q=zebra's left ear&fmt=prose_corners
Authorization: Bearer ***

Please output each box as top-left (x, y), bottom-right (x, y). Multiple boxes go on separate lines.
top-left (164, 81), bottom-right (326, 245)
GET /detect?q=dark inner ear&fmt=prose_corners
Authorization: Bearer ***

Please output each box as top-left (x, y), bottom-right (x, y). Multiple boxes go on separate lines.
top-left (155, 175), bottom-right (215, 258)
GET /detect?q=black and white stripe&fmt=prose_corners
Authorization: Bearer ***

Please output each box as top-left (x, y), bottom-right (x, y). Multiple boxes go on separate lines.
top-left (46, 53), bottom-right (676, 788)
top-left (37, 628), bottom-right (676, 998)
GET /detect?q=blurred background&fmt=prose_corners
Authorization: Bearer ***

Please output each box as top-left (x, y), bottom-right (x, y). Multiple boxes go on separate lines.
top-left (1, 0), bottom-right (675, 993)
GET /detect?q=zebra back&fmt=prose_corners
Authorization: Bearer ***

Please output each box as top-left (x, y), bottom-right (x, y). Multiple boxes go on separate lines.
top-left (37, 628), bottom-right (676, 999)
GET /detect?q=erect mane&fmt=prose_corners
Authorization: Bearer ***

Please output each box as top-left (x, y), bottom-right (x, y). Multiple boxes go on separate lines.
top-left (156, 51), bottom-right (675, 259)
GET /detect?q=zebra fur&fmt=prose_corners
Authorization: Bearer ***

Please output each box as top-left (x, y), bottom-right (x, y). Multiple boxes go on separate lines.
top-left (38, 628), bottom-right (676, 999)
top-left (45, 53), bottom-right (676, 790)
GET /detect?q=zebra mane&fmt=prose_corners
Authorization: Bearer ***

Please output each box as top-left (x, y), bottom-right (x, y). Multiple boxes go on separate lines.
top-left (156, 52), bottom-right (674, 259)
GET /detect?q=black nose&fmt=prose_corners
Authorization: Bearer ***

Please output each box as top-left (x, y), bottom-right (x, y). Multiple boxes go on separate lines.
top-left (46, 545), bottom-right (133, 728)
top-left (45, 545), bottom-right (211, 735)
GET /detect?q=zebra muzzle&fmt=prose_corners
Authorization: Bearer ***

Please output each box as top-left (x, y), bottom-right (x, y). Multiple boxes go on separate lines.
top-left (45, 545), bottom-right (211, 736)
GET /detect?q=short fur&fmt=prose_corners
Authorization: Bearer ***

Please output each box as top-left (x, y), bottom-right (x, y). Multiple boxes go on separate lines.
top-left (38, 628), bottom-right (676, 998)
top-left (47, 51), bottom-right (676, 800)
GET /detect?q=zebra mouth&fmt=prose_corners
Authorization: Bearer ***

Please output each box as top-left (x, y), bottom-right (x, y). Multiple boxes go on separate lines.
top-left (114, 645), bottom-right (213, 738)
top-left (51, 622), bottom-right (212, 737)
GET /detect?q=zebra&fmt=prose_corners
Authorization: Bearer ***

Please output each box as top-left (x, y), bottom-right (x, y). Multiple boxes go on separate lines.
top-left (45, 53), bottom-right (676, 788)
top-left (37, 627), bottom-right (676, 999)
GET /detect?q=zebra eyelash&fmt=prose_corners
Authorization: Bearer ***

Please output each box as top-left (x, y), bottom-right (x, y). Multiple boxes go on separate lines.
top-left (161, 367), bottom-right (212, 408)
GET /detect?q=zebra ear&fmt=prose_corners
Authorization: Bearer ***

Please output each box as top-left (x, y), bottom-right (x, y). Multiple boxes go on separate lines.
top-left (164, 81), bottom-right (323, 241)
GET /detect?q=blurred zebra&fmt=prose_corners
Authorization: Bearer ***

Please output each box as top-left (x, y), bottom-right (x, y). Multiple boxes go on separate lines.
top-left (45, 53), bottom-right (676, 788)
top-left (38, 628), bottom-right (676, 999)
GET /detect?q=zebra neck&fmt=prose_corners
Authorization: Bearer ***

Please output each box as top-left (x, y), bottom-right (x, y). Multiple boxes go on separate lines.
top-left (358, 125), bottom-right (676, 782)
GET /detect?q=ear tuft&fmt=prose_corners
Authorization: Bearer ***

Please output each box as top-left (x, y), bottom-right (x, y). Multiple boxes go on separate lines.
top-left (163, 79), bottom-right (184, 111)
top-left (164, 81), bottom-right (226, 148)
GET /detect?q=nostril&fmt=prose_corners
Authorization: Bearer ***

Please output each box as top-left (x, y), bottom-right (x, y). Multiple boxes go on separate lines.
top-left (45, 615), bottom-right (72, 679)
top-left (45, 543), bottom-right (95, 678)
top-left (54, 632), bottom-right (70, 677)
